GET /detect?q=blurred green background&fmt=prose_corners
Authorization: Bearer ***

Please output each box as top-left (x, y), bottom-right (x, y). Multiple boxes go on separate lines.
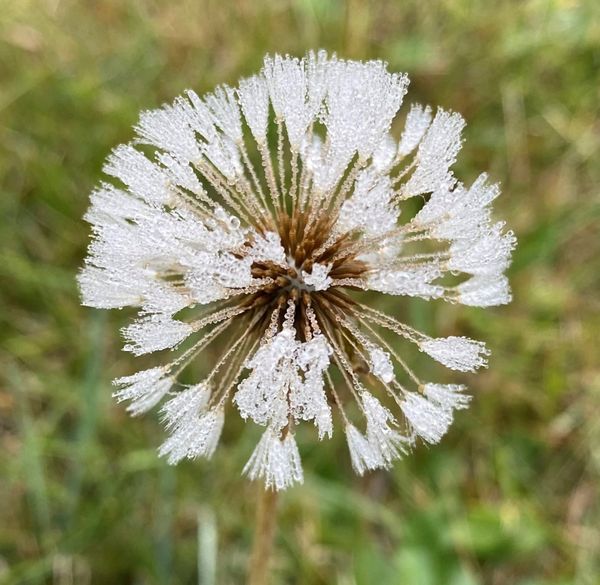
top-left (1, 0), bottom-right (599, 583)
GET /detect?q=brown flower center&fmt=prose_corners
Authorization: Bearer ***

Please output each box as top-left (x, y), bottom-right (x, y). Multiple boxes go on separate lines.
top-left (244, 207), bottom-right (368, 341)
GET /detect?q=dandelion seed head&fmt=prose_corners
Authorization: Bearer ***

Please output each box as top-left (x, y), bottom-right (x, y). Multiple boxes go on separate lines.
top-left (80, 51), bottom-right (514, 489)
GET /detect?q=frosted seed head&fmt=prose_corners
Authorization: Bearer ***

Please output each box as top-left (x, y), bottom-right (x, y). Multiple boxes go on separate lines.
top-left (420, 336), bottom-right (490, 372)
top-left (80, 50), bottom-right (514, 484)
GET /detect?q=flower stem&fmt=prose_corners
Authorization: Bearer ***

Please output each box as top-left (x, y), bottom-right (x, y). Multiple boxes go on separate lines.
top-left (247, 486), bottom-right (279, 585)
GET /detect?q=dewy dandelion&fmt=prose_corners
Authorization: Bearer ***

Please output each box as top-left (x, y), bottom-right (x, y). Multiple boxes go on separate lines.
top-left (79, 51), bottom-right (515, 490)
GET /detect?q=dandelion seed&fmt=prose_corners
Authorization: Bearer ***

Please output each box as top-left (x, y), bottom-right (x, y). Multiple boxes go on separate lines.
top-left (419, 336), bottom-right (490, 372)
top-left (423, 383), bottom-right (471, 411)
top-left (400, 392), bottom-right (454, 444)
top-left (80, 51), bottom-right (514, 489)
top-left (362, 391), bottom-right (409, 465)
top-left (345, 423), bottom-right (386, 475)
top-left (367, 346), bottom-right (394, 384)
top-left (243, 427), bottom-right (304, 490)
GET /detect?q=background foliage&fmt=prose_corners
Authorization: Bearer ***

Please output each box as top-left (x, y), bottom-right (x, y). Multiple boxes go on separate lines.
top-left (1, 0), bottom-right (599, 583)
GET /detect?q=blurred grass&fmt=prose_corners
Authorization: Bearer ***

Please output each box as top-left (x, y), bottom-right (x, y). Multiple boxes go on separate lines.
top-left (0, 0), bottom-right (599, 583)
